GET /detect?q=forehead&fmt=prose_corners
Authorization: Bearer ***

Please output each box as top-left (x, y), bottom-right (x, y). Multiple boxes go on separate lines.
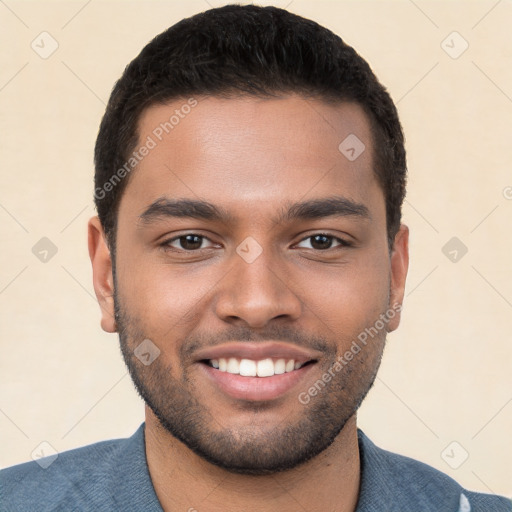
top-left (120, 95), bottom-right (383, 223)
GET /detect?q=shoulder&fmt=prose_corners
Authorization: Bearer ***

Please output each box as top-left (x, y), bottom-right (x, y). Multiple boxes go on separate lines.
top-left (356, 430), bottom-right (511, 512)
top-left (0, 437), bottom-right (126, 512)
top-left (0, 424), bottom-right (162, 512)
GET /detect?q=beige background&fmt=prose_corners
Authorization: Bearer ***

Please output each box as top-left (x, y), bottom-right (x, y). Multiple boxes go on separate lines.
top-left (1, 0), bottom-right (511, 499)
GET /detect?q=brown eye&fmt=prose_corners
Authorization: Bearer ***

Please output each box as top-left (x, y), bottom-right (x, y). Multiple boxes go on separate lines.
top-left (178, 235), bottom-right (203, 250)
top-left (296, 234), bottom-right (348, 251)
top-left (310, 234), bottom-right (334, 250)
top-left (164, 234), bottom-right (211, 251)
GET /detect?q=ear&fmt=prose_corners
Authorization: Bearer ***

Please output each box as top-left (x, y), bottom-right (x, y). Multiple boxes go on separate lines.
top-left (88, 216), bottom-right (116, 333)
top-left (387, 224), bottom-right (409, 332)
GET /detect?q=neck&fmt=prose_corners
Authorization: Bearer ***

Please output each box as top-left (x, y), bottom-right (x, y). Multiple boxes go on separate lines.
top-left (144, 407), bottom-right (361, 512)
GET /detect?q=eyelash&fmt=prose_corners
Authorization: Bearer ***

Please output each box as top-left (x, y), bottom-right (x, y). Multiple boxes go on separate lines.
top-left (160, 233), bottom-right (352, 252)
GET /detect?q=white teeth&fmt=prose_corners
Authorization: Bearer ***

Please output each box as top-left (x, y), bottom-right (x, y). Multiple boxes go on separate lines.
top-left (212, 357), bottom-right (306, 377)
top-left (226, 357), bottom-right (240, 374)
top-left (274, 358), bottom-right (286, 374)
top-left (239, 359), bottom-right (257, 376)
top-left (285, 359), bottom-right (295, 373)
top-left (256, 358), bottom-right (274, 377)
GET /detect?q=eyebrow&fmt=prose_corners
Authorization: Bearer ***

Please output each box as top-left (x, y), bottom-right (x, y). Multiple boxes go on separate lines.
top-left (138, 195), bottom-right (370, 226)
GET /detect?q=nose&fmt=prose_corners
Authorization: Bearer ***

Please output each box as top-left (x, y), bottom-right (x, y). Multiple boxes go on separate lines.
top-left (214, 243), bottom-right (303, 329)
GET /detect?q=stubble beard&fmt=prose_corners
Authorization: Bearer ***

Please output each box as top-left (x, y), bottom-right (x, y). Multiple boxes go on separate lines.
top-left (113, 288), bottom-right (386, 475)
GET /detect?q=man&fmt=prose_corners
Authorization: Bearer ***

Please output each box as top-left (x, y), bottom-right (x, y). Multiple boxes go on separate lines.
top-left (1, 4), bottom-right (510, 511)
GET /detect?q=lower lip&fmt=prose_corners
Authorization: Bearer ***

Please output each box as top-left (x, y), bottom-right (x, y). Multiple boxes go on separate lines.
top-left (198, 362), bottom-right (316, 402)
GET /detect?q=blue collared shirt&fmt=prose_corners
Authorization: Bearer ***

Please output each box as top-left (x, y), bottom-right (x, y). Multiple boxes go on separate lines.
top-left (1, 424), bottom-right (510, 511)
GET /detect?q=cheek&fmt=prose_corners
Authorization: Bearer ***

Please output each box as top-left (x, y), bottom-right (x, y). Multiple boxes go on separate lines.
top-left (116, 252), bottom-right (221, 336)
top-left (302, 251), bottom-right (391, 336)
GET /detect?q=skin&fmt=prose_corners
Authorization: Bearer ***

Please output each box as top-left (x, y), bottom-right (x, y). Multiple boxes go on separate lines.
top-left (88, 95), bottom-right (409, 512)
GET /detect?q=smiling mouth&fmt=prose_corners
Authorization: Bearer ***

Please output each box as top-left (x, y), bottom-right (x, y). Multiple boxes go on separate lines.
top-left (201, 357), bottom-right (317, 378)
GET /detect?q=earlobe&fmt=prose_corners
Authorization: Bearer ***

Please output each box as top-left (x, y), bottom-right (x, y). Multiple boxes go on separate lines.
top-left (387, 224), bottom-right (409, 333)
top-left (87, 216), bottom-right (117, 333)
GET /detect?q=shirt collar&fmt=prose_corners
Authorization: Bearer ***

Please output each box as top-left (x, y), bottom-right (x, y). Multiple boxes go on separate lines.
top-left (107, 423), bottom-right (162, 511)
top-left (355, 429), bottom-right (462, 511)
top-left (118, 424), bottom-right (463, 511)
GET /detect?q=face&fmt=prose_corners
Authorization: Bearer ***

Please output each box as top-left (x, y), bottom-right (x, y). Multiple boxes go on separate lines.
top-left (90, 94), bottom-right (408, 475)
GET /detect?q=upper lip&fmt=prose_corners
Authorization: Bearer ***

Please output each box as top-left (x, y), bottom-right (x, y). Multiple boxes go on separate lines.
top-left (194, 342), bottom-right (322, 364)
